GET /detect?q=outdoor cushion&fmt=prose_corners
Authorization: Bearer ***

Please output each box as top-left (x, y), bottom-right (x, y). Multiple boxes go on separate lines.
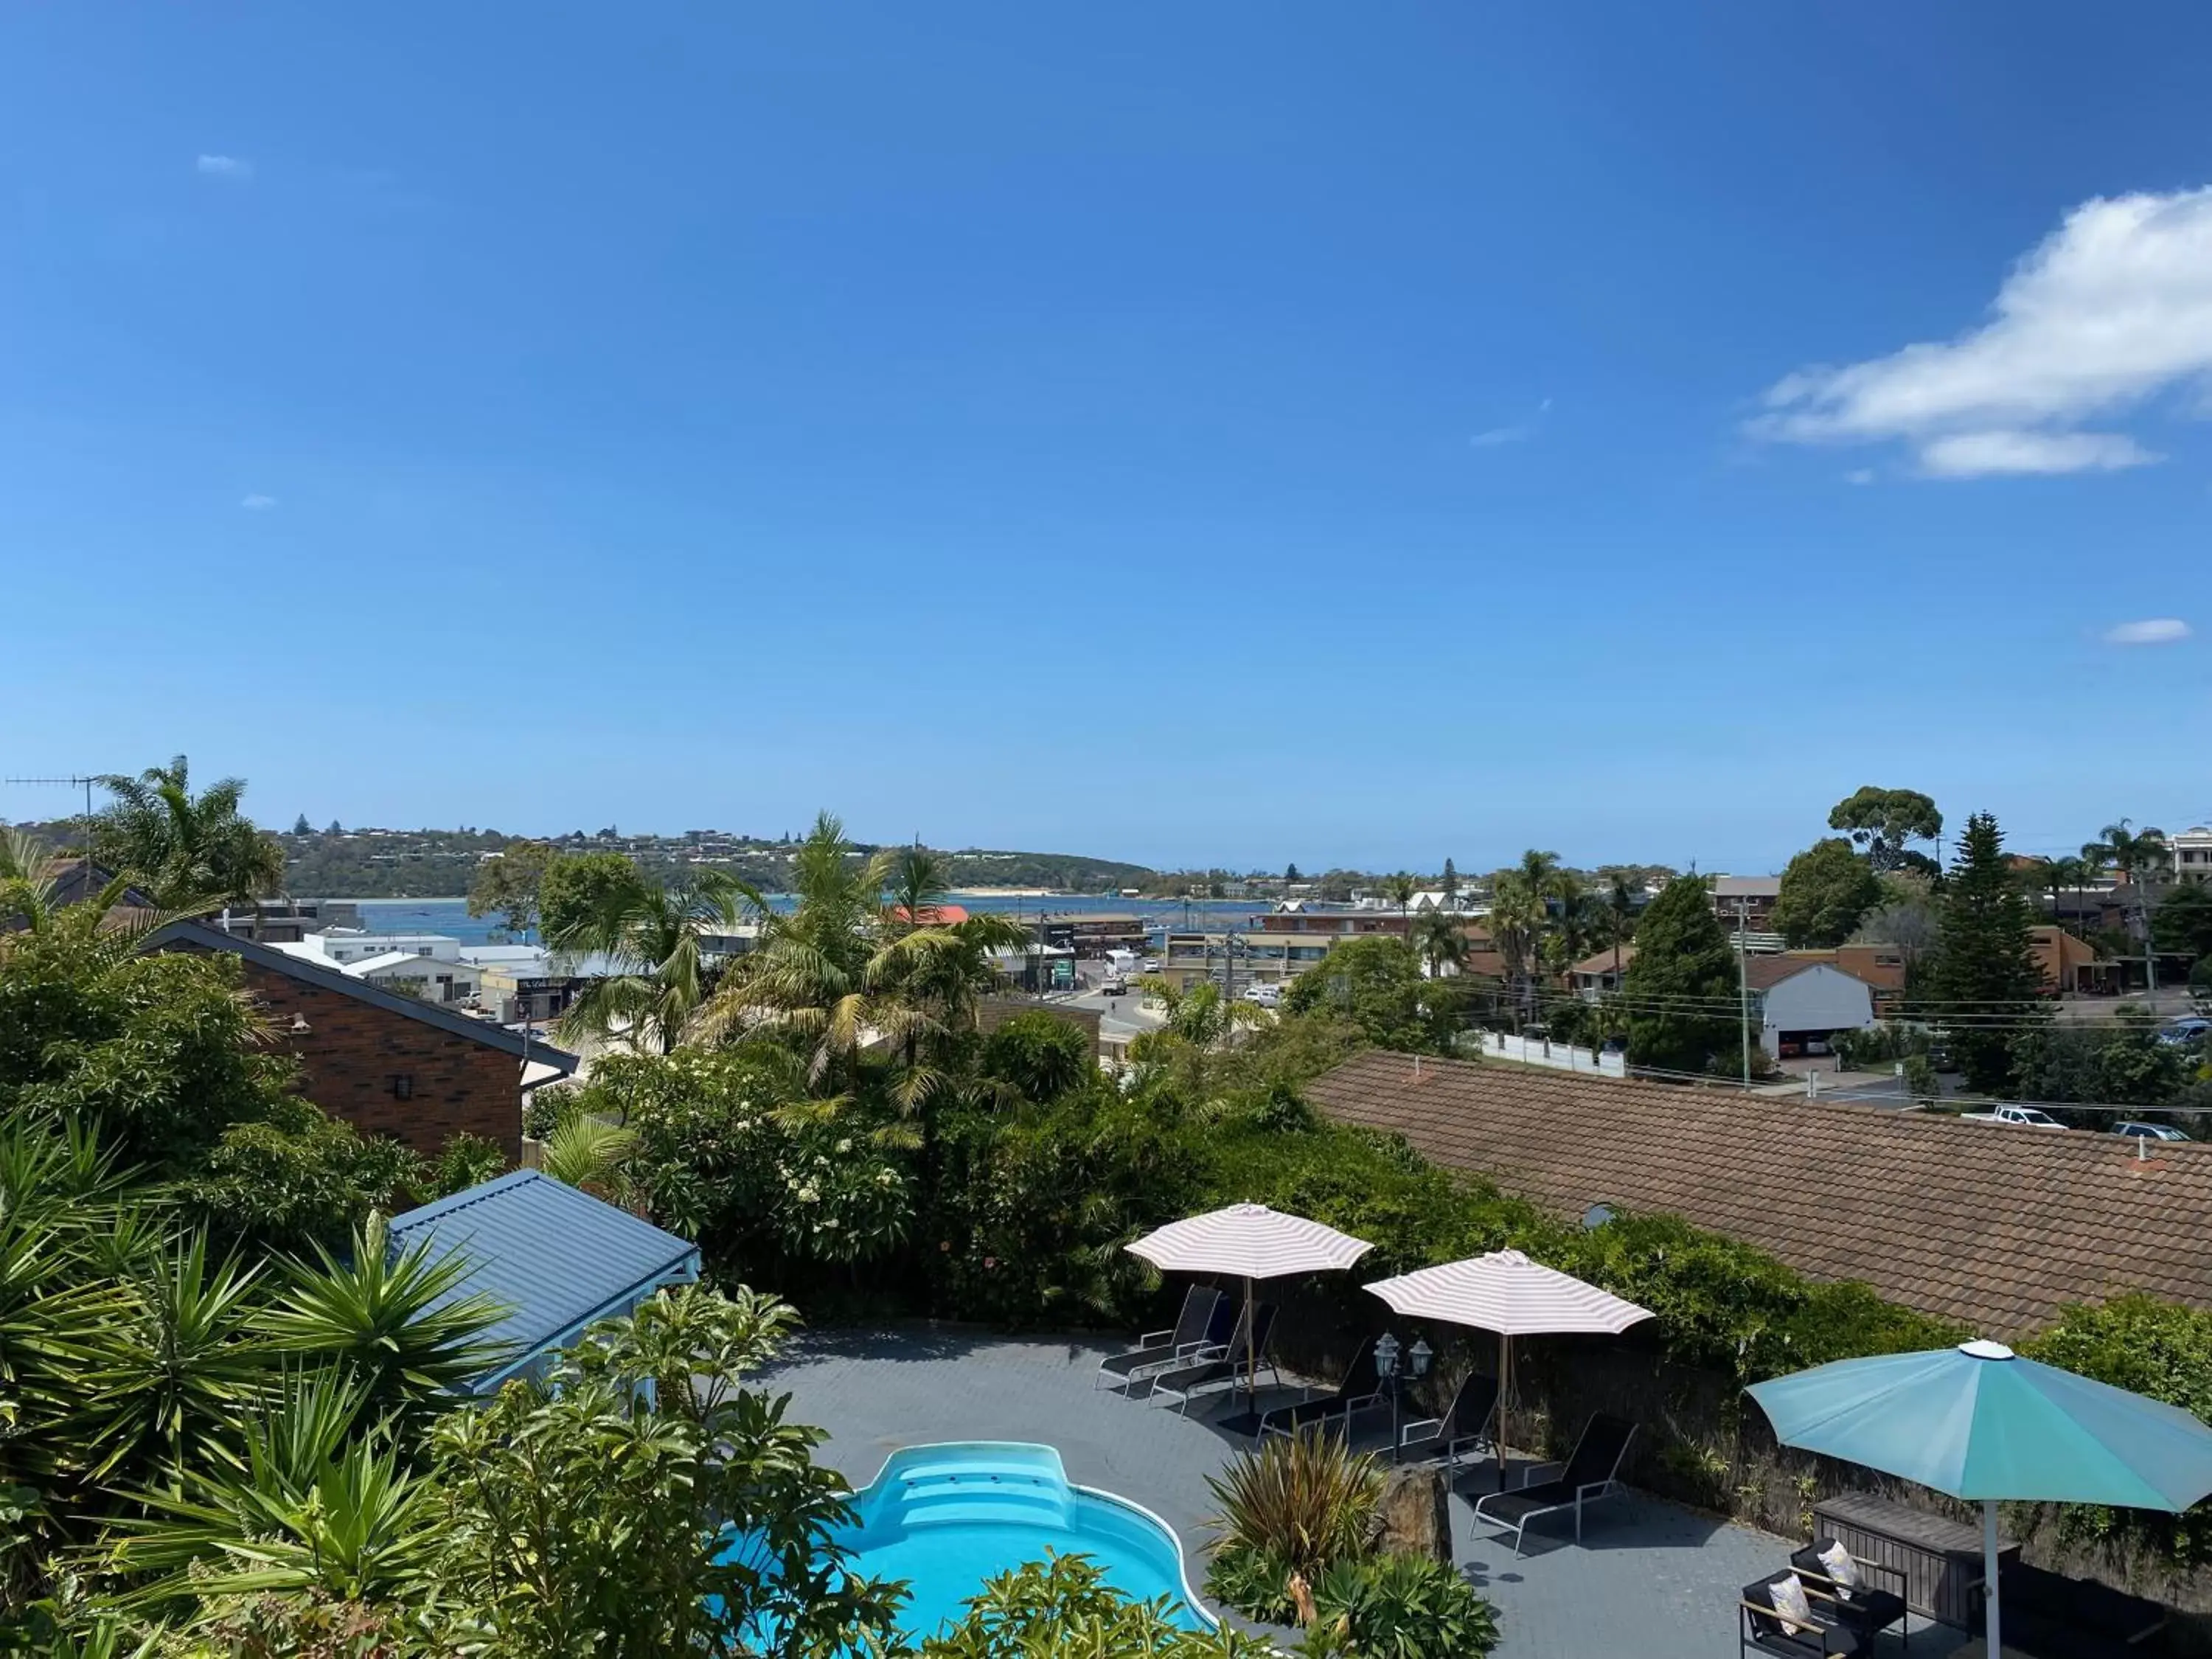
top-left (1770, 1573), bottom-right (1814, 1637)
top-left (1817, 1540), bottom-right (1857, 1590)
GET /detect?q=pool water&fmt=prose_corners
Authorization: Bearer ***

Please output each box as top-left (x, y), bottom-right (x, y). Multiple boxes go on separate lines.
top-left (829, 1442), bottom-right (1206, 1639)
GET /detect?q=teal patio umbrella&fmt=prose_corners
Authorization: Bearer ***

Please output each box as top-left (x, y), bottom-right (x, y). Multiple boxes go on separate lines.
top-left (1747, 1340), bottom-right (2212, 1658)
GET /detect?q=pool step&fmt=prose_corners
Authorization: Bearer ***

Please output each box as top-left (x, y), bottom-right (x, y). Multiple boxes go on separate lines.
top-left (871, 1470), bottom-right (1075, 1531)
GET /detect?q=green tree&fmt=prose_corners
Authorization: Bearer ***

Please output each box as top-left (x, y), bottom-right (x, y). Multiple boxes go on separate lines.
top-left (291, 814), bottom-right (312, 836)
top-left (981, 1010), bottom-right (1094, 1103)
top-left (1411, 908), bottom-right (1468, 980)
top-left (1618, 874), bottom-right (1739, 1076)
top-left (1604, 872), bottom-right (1639, 975)
top-left (1441, 856), bottom-right (1459, 905)
top-left (538, 849), bottom-right (644, 945)
top-left (1279, 936), bottom-right (1447, 1052)
top-left (1827, 786), bottom-right (1943, 874)
top-left (91, 755), bottom-right (285, 912)
top-left (1284, 862), bottom-right (1301, 886)
top-left (1924, 811), bottom-right (2045, 1094)
top-left (425, 1284), bottom-right (902, 1659)
top-left (2152, 883), bottom-right (2212, 961)
top-left (467, 838), bottom-right (557, 936)
top-left (1771, 838), bottom-right (1885, 948)
top-left (930, 1554), bottom-right (1271, 1659)
top-left (1382, 872), bottom-right (1417, 917)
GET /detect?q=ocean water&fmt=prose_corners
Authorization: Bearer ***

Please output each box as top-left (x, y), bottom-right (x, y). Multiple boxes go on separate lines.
top-left (344, 894), bottom-right (1263, 945)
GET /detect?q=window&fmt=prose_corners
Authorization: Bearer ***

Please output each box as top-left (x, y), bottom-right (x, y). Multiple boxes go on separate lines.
top-left (388, 1074), bottom-right (414, 1100)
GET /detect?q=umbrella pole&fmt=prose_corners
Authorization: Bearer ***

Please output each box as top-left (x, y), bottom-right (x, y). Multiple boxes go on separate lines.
top-left (1245, 1276), bottom-right (1256, 1400)
top-left (1983, 1500), bottom-right (2002, 1658)
top-left (1497, 1334), bottom-right (1512, 1489)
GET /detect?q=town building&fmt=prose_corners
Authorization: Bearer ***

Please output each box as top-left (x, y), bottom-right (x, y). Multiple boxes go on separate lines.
top-left (1035, 913), bottom-right (1148, 957)
top-left (206, 898), bottom-right (362, 944)
top-left (1743, 956), bottom-right (1877, 1059)
top-left (1708, 874), bottom-right (1782, 933)
top-left (2174, 827), bottom-right (2212, 886)
top-left (2029, 925), bottom-right (2123, 996)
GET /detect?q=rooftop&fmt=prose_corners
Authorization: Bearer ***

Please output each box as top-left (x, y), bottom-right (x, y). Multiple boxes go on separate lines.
top-left (386, 1171), bottom-right (699, 1394)
top-left (1303, 1050), bottom-right (2212, 1338)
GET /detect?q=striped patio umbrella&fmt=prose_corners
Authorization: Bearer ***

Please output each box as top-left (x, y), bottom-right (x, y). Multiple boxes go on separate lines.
top-left (1127, 1204), bottom-right (1373, 1398)
top-left (1366, 1249), bottom-right (1652, 1481)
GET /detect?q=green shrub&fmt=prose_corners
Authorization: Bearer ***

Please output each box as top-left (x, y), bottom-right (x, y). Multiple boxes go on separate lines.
top-left (980, 1012), bottom-right (1094, 1103)
top-left (1304, 1554), bottom-right (1499, 1659)
top-left (926, 1554), bottom-right (1271, 1659)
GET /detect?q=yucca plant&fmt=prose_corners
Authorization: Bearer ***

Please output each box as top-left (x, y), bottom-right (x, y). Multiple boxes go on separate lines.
top-left (1205, 1428), bottom-right (1382, 1596)
top-left (105, 1367), bottom-right (442, 1609)
top-left (255, 1214), bottom-right (511, 1430)
top-left (73, 1231), bottom-right (270, 1487)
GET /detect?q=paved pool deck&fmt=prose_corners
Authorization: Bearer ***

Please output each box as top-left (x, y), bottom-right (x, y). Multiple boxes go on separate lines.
top-left (757, 1326), bottom-right (1961, 1658)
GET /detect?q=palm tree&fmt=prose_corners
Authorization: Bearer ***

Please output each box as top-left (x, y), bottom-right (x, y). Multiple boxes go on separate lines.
top-left (0, 830), bottom-right (197, 970)
top-left (92, 756), bottom-right (283, 914)
top-left (1485, 871), bottom-right (1543, 1030)
top-left (1604, 872), bottom-right (1639, 977)
top-left (550, 864), bottom-right (757, 1054)
top-left (1411, 907), bottom-right (1468, 978)
top-left (885, 844), bottom-right (951, 933)
top-left (695, 813), bottom-right (892, 1085)
top-left (2085, 820), bottom-right (2170, 891)
top-left (539, 1113), bottom-right (637, 1196)
top-left (1382, 872), bottom-right (1418, 918)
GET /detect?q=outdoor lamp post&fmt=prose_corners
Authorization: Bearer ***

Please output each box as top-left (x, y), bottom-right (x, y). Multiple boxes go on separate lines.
top-left (1375, 1332), bottom-right (1402, 1455)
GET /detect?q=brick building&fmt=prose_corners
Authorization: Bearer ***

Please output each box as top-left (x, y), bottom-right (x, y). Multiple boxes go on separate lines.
top-left (152, 919), bottom-right (574, 1163)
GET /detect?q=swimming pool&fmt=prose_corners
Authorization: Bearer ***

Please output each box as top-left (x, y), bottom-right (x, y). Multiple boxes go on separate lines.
top-left (829, 1441), bottom-right (1208, 1639)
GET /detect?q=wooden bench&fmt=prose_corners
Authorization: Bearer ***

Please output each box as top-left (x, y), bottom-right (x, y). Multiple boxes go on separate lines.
top-left (1813, 1493), bottom-right (2017, 1628)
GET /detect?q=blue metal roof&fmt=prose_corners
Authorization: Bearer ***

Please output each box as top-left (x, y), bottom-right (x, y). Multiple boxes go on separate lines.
top-left (387, 1169), bottom-right (700, 1393)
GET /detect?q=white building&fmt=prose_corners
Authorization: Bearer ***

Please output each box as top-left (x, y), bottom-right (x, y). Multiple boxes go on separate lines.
top-left (347, 950), bottom-right (482, 1006)
top-left (2174, 827), bottom-right (2212, 886)
top-left (1747, 959), bottom-right (1875, 1060)
top-left (285, 928), bottom-right (463, 966)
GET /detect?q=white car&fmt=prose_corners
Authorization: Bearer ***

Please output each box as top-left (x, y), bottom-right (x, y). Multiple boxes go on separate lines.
top-left (1961, 1105), bottom-right (2066, 1130)
top-left (1240, 982), bottom-right (1281, 1008)
top-left (1140, 957), bottom-right (1161, 973)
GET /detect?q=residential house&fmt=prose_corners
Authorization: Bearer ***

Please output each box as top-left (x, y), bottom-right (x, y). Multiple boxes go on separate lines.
top-left (1304, 1051), bottom-right (2212, 1338)
top-left (2174, 827), bottom-right (2212, 886)
top-left (1709, 874), bottom-right (1782, 933)
top-left (1570, 945), bottom-right (1635, 1001)
top-left (2029, 925), bottom-right (2123, 996)
top-left (386, 1171), bottom-right (699, 1396)
top-left (149, 919), bottom-right (574, 1162)
top-left (1742, 956), bottom-right (1876, 1058)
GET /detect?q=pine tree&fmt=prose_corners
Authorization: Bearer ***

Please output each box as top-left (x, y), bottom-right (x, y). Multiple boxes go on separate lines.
top-left (1284, 862), bottom-right (1301, 884)
top-left (1442, 857), bottom-right (1459, 902)
top-left (1619, 874), bottom-right (1741, 1076)
top-left (1926, 811), bottom-right (2045, 1093)
top-left (292, 813), bottom-right (313, 835)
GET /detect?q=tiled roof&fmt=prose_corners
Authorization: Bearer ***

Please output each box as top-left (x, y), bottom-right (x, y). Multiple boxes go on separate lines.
top-left (1303, 1050), bottom-right (2212, 1338)
top-left (1570, 945), bottom-right (1635, 978)
top-left (388, 1171), bottom-right (700, 1394)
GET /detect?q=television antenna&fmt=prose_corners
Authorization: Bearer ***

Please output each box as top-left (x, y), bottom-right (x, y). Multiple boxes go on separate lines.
top-left (3, 773), bottom-right (104, 874)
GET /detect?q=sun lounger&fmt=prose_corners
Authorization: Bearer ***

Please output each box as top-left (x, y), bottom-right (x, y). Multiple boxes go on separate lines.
top-left (1257, 1335), bottom-right (1383, 1443)
top-left (1394, 1368), bottom-right (1499, 1468)
top-left (1093, 1285), bottom-right (1225, 1392)
top-left (1151, 1301), bottom-right (1279, 1414)
top-left (1468, 1412), bottom-right (1636, 1554)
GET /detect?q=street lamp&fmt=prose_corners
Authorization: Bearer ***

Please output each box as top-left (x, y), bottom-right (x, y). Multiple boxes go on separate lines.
top-left (1374, 1332), bottom-right (1433, 1461)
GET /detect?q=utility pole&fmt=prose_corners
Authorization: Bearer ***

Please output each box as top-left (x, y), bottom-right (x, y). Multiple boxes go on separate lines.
top-left (1736, 896), bottom-right (1753, 1086)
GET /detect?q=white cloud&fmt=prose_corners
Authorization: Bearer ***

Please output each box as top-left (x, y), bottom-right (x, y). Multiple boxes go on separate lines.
top-left (196, 154), bottom-right (252, 180)
top-left (1919, 430), bottom-right (2158, 477)
top-left (1470, 399), bottom-right (1552, 449)
top-left (2103, 618), bottom-right (2192, 646)
top-left (1844, 468), bottom-right (1876, 485)
top-left (1755, 186), bottom-right (2212, 476)
top-left (239, 493), bottom-right (277, 510)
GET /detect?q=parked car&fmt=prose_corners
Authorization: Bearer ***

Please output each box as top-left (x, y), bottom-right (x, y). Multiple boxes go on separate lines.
top-left (1240, 981), bottom-right (1281, 1007)
top-left (2113, 1121), bottom-right (2191, 1142)
top-left (2157, 1018), bottom-right (2211, 1048)
top-left (1961, 1105), bottom-right (2067, 1130)
top-left (1140, 957), bottom-right (1161, 973)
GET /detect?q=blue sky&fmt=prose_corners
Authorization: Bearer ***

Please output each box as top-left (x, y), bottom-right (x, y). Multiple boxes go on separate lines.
top-left (4, 3), bottom-right (2209, 874)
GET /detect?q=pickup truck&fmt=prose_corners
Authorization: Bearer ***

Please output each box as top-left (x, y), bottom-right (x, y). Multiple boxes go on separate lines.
top-left (1961, 1105), bottom-right (2067, 1130)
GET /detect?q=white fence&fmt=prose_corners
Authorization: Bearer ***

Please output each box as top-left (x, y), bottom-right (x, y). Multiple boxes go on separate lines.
top-left (1470, 1032), bottom-right (1626, 1077)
